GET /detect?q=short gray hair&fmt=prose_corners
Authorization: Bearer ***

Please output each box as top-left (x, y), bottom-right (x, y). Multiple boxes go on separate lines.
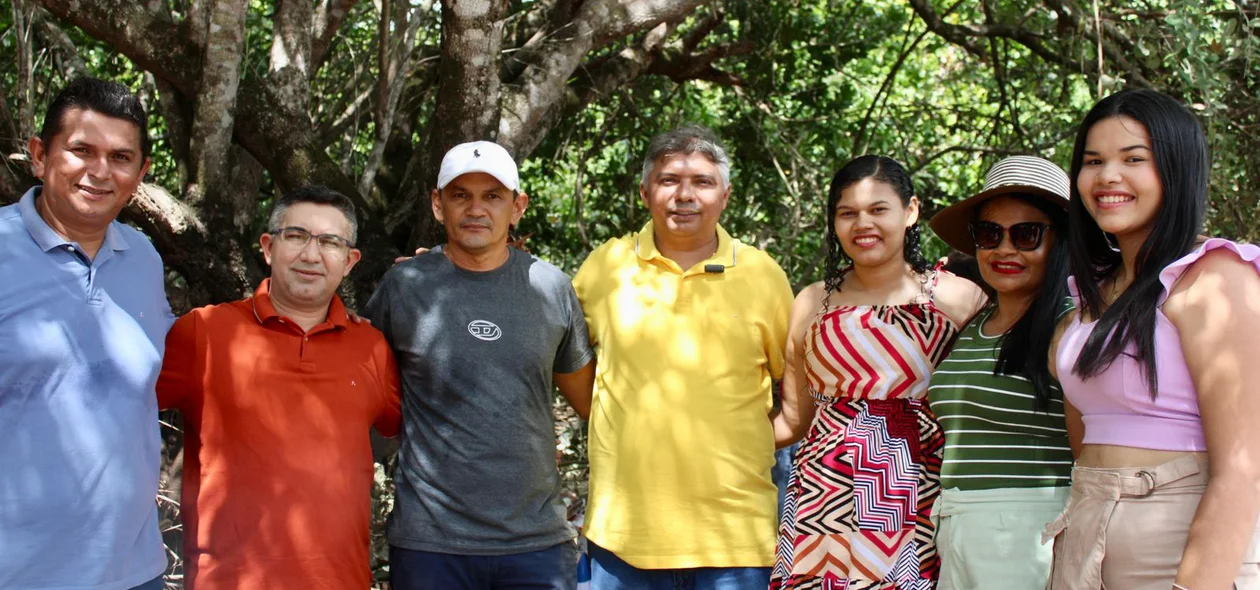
top-left (267, 185), bottom-right (359, 245)
top-left (640, 125), bottom-right (731, 188)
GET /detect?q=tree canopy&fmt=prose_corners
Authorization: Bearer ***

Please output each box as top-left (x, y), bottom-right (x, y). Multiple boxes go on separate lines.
top-left (2, 0), bottom-right (1256, 308)
top-left (4, 0), bottom-right (1257, 584)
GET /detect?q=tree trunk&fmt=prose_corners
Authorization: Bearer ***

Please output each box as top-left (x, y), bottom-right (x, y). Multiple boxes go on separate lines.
top-left (403, 0), bottom-right (511, 249)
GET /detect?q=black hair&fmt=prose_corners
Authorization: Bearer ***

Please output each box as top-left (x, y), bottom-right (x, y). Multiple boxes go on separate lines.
top-left (1067, 88), bottom-right (1208, 395)
top-left (976, 194), bottom-right (1070, 410)
top-left (268, 185), bottom-right (360, 245)
top-left (823, 155), bottom-right (931, 297)
top-left (39, 76), bottom-right (151, 159)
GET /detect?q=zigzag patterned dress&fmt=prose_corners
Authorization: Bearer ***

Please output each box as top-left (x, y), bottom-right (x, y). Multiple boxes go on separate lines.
top-left (772, 279), bottom-right (958, 590)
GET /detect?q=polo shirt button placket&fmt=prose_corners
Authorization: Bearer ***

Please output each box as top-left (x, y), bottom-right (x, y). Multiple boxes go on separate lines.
top-left (82, 254), bottom-right (103, 306)
top-left (298, 334), bottom-right (318, 372)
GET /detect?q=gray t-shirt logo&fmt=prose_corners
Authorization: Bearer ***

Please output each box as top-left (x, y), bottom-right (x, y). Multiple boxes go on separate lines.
top-left (468, 319), bottom-right (502, 341)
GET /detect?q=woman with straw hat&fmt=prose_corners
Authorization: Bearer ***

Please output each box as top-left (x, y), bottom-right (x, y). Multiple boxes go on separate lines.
top-left (927, 155), bottom-right (1076, 589)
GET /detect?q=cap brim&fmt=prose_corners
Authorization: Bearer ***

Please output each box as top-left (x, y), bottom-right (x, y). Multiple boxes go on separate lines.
top-left (929, 185), bottom-right (1068, 255)
top-left (438, 166), bottom-right (519, 192)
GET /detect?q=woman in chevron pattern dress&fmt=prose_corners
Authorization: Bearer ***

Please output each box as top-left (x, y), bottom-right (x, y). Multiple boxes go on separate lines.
top-left (770, 155), bottom-right (986, 590)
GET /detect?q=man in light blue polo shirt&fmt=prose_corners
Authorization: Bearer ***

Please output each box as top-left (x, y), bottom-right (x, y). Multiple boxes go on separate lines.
top-left (0, 77), bottom-right (171, 590)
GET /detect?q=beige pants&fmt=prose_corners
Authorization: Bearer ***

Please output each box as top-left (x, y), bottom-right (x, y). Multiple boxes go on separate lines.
top-left (1043, 455), bottom-right (1260, 589)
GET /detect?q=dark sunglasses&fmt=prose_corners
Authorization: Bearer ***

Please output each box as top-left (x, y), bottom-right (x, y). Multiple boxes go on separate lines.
top-left (968, 221), bottom-right (1050, 251)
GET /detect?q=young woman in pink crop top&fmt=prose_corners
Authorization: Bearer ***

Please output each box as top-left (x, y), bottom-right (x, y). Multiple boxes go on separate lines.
top-left (1044, 88), bottom-right (1260, 590)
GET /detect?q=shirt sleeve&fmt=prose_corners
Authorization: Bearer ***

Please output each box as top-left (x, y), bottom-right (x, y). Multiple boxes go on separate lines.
top-left (763, 266), bottom-right (795, 381)
top-left (157, 312), bottom-right (202, 411)
top-left (571, 255), bottom-right (598, 348)
top-left (360, 270), bottom-right (393, 344)
top-left (553, 283), bottom-right (595, 375)
top-left (372, 340), bottom-right (403, 437)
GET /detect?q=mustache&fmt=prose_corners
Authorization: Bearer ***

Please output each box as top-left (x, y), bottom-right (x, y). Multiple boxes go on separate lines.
top-left (459, 218), bottom-right (492, 228)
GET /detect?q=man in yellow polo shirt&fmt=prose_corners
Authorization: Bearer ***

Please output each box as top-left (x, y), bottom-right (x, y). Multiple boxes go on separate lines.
top-left (573, 126), bottom-right (794, 589)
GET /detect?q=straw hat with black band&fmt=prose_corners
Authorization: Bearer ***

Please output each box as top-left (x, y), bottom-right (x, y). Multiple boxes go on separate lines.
top-left (929, 155), bottom-right (1071, 255)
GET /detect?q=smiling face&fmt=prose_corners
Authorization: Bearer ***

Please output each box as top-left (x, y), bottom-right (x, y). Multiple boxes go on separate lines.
top-left (832, 177), bottom-right (918, 268)
top-left (260, 202), bottom-right (361, 309)
top-left (640, 152), bottom-right (731, 245)
top-left (431, 172), bottom-right (527, 258)
top-left (1076, 115), bottom-right (1164, 243)
top-left (973, 196), bottom-right (1055, 300)
top-left (28, 107), bottom-right (150, 237)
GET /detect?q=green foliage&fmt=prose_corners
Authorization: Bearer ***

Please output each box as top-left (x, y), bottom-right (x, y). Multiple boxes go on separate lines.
top-left (520, 0), bottom-right (1100, 286)
top-left (3, 2), bottom-right (1258, 587)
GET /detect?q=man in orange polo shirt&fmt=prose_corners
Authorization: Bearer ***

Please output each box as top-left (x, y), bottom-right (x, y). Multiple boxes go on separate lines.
top-left (157, 185), bottom-right (401, 589)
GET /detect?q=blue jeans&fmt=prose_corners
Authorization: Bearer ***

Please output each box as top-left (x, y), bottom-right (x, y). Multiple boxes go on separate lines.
top-left (390, 542), bottom-right (579, 590)
top-left (130, 576), bottom-right (164, 590)
top-left (771, 443), bottom-right (798, 517)
top-left (587, 542), bottom-right (771, 590)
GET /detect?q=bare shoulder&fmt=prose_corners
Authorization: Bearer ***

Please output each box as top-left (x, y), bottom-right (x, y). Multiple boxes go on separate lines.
top-left (790, 281), bottom-right (827, 320)
top-left (794, 280), bottom-right (827, 306)
top-left (933, 272), bottom-right (988, 327)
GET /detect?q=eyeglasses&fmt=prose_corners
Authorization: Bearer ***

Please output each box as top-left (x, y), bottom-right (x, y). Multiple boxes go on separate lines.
top-left (968, 221), bottom-right (1050, 251)
top-left (270, 227), bottom-right (355, 257)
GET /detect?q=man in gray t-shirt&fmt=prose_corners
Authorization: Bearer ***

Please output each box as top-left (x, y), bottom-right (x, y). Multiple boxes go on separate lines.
top-left (363, 141), bottom-right (594, 590)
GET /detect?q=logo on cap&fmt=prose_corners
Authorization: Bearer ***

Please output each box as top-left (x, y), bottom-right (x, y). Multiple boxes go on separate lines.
top-left (474, 149), bottom-right (481, 158)
top-left (467, 320), bottom-right (502, 341)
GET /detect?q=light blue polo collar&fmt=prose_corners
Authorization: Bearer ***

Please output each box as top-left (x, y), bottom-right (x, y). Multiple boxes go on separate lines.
top-left (18, 186), bottom-right (130, 254)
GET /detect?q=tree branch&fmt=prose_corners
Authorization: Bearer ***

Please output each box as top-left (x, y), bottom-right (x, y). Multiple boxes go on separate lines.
top-left (496, 0), bottom-right (712, 157)
top-left (644, 40), bottom-right (753, 85)
top-left (574, 20), bottom-right (675, 106)
top-left (400, 0), bottom-right (510, 247)
top-left (184, 0), bottom-right (210, 48)
top-left (1040, 0), bottom-right (1153, 86)
top-left (269, 0), bottom-right (314, 116)
top-left (13, 0), bottom-right (37, 142)
top-left (906, 0), bottom-right (988, 58)
top-left (909, 0), bottom-right (1153, 88)
top-left (853, 0), bottom-right (964, 155)
top-left (358, 0), bottom-right (427, 200)
top-left (35, 8), bottom-right (89, 78)
top-left (313, 0), bottom-right (360, 71)
top-left (121, 183), bottom-right (260, 304)
top-left (186, 0), bottom-right (249, 215)
top-left (148, 74), bottom-right (193, 185)
top-left (0, 155), bottom-right (36, 205)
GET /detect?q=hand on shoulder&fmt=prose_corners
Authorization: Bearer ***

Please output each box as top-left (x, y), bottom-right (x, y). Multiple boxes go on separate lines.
top-left (394, 246), bottom-right (431, 264)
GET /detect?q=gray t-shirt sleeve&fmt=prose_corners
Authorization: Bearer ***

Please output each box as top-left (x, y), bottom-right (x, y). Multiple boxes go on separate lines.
top-left (360, 269), bottom-right (394, 343)
top-left (553, 284), bottom-right (594, 375)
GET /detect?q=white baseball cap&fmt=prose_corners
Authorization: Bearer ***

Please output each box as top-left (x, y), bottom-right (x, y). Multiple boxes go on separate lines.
top-left (436, 141), bottom-right (520, 192)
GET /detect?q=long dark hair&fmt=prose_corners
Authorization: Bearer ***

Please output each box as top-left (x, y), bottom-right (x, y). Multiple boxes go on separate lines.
top-left (823, 155), bottom-right (931, 297)
top-left (978, 195), bottom-right (1070, 410)
top-left (1068, 88), bottom-right (1208, 394)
